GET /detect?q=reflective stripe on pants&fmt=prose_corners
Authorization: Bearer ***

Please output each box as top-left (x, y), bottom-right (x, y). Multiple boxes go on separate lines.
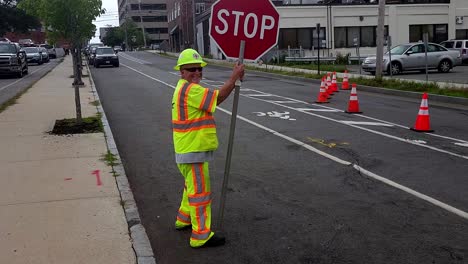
top-left (176, 162), bottom-right (214, 247)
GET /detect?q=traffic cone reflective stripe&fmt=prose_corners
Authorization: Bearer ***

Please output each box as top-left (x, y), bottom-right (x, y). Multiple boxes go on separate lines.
top-left (331, 72), bottom-right (339, 92)
top-left (326, 74), bottom-right (333, 95)
top-left (410, 92), bottom-right (434, 132)
top-left (341, 70), bottom-right (350, 90)
top-left (316, 79), bottom-right (329, 104)
top-left (345, 83), bottom-right (362, 114)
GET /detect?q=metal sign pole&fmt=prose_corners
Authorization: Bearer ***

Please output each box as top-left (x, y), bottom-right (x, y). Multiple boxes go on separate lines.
top-left (387, 36), bottom-right (392, 77)
top-left (423, 33), bottom-right (429, 83)
top-left (316, 23), bottom-right (320, 75)
top-left (217, 40), bottom-right (245, 232)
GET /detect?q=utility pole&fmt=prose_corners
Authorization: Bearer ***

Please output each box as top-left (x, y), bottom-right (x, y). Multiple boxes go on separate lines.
top-left (192, 0), bottom-right (197, 50)
top-left (124, 0), bottom-right (129, 51)
top-left (138, 0), bottom-right (147, 48)
top-left (375, 0), bottom-right (386, 79)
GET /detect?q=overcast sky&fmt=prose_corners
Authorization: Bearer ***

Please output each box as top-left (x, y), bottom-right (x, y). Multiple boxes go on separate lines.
top-left (91, 0), bottom-right (119, 43)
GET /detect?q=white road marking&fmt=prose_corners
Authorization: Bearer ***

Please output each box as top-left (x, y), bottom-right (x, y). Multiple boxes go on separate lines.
top-left (244, 88), bottom-right (468, 145)
top-left (120, 62), bottom-right (468, 220)
top-left (296, 108), bottom-right (340, 112)
top-left (406, 139), bottom-right (427, 144)
top-left (455, 142), bottom-right (468, 147)
top-left (340, 121), bottom-right (394, 127)
top-left (267, 100), bottom-right (300, 104)
top-left (0, 66), bottom-right (48, 92)
top-left (119, 53), bottom-right (151, 64)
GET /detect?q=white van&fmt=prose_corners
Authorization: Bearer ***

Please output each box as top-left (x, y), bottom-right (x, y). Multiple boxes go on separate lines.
top-left (440, 39), bottom-right (468, 63)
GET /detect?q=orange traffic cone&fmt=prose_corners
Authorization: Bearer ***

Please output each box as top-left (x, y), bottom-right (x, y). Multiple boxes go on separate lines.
top-left (331, 72), bottom-right (339, 92)
top-left (345, 83), bottom-right (362, 114)
top-left (316, 79), bottom-right (329, 104)
top-left (323, 77), bottom-right (332, 99)
top-left (341, 70), bottom-right (350, 90)
top-left (410, 92), bottom-right (434, 132)
top-left (326, 74), bottom-right (334, 96)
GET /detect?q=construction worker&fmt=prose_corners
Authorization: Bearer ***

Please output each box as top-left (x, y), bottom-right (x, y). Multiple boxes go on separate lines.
top-left (172, 49), bottom-right (244, 248)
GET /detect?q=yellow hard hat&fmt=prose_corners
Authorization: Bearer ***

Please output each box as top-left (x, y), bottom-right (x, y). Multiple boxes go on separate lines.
top-left (174, 49), bottom-right (207, 70)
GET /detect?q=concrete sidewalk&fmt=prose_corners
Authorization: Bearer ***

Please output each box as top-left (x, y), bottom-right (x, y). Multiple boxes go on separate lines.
top-left (0, 56), bottom-right (137, 264)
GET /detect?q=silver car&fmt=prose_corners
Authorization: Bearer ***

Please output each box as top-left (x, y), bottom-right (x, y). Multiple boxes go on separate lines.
top-left (362, 42), bottom-right (462, 75)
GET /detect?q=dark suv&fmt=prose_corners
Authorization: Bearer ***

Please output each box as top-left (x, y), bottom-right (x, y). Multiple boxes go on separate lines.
top-left (94, 47), bottom-right (119, 68)
top-left (0, 43), bottom-right (28, 78)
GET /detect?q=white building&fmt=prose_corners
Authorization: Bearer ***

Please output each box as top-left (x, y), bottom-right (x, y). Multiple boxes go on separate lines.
top-left (276, 0), bottom-right (468, 57)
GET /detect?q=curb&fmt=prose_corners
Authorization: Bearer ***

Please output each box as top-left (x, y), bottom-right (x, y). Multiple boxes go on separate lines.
top-left (86, 64), bottom-right (157, 264)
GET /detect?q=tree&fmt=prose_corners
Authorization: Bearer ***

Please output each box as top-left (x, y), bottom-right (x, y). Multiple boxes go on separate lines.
top-left (101, 19), bottom-right (146, 50)
top-left (0, 0), bottom-right (41, 36)
top-left (19, 0), bottom-right (104, 124)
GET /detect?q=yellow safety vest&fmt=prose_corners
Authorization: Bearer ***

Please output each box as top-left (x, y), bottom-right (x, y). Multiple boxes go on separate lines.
top-left (172, 80), bottom-right (219, 154)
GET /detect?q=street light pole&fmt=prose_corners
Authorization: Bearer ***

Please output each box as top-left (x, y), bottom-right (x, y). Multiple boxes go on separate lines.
top-left (192, 0), bottom-right (197, 50)
top-left (138, 0), bottom-right (147, 48)
top-left (375, 0), bottom-right (386, 79)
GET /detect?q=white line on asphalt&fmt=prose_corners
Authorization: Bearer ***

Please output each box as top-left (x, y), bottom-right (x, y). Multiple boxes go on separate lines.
top-left (455, 142), bottom-right (468, 147)
top-left (296, 108), bottom-right (340, 112)
top-left (267, 100), bottom-right (300, 104)
top-left (0, 66), bottom-right (47, 92)
top-left (120, 62), bottom-right (468, 221)
top-left (119, 53), bottom-right (151, 64)
top-left (340, 121), bottom-right (394, 127)
top-left (246, 95), bottom-right (468, 160)
top-left (242, 88), bottom-right (468, 144)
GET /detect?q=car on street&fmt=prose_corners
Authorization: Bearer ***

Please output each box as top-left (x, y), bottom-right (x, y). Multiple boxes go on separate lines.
top-left (0, 42), bottom-right (28, 78)
top-left (362, 42), bottom-right (462, 75)
top-left (0, 37), bottom-right (11, 43)
top-left (23, 47), bottom-right (43, 65)
top-left (439, 39), bottom-right (468, 63)
top-left (18, 39), bottom-right (35, 47)
top-left (38, 47), bottom-right (50, 63)
top-left (94, 47), bottom-right (119, 68)
top-left (40, 44), bottom-right (57, 59)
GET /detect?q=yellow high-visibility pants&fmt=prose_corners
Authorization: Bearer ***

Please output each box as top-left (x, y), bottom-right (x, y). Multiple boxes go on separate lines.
top-left (176, 162), bottom-right (214, 247)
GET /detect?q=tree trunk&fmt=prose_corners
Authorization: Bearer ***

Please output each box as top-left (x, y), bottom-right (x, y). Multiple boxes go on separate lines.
top-left (71, 44), bottom-right (82, 125)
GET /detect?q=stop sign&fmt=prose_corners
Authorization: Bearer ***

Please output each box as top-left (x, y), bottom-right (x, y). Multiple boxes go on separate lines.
top-left (209, 0), bottom-right (280, 61)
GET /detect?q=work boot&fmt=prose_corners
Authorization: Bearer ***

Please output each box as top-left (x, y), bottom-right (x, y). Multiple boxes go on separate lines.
top-left (196, 234), bottom-right (225, 248)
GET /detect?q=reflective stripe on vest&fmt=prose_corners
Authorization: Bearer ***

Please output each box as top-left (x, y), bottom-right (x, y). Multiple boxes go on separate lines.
top-left (172, 80), bottom-right (219, 154)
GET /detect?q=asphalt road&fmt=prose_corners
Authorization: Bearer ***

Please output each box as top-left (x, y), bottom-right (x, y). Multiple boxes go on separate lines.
top-left (91, 51), bottom-right (468, 264)
top-left (0, 58), bottom-right (61, 106)
top-left (347, 63), bottom-right (468, 84)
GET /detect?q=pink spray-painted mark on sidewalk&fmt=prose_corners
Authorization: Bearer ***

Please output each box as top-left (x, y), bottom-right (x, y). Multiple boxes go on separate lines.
top-left (64, 178), bottom-right (73, 181)
top-left (92, 170), bottom-right (102, 186)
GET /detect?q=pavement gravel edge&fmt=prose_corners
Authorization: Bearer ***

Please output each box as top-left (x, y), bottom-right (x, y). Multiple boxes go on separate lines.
top-left (86, 64), bottom-right (157, 264)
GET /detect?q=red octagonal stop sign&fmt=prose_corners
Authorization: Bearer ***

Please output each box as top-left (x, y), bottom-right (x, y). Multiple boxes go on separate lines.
top-left (209, 0), bottom-right (280, 61)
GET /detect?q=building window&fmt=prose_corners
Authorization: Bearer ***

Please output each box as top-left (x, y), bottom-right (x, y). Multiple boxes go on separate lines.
top-left (145, 28), bottom-right (169, 34)
top-left (409, 24), bottom-right (447, 44)
top-left (196, 3), bottom-right (205, 14)
top-left (334, 26), bottom-right (387, 48)
top-left (142, 16), bottom-right (167, 22)
top-left (132, 16), bottom-right (141, 22)
top-left (456, 29), bottom-right (468, 39)
top-left (141, 4), bottom-right (167, 10)
top-left (279, 28), bottom-right (326, 49)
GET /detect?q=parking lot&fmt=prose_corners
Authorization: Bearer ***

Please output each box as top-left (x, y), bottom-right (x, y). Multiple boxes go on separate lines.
top-left (347, 63), bottom-right (468, 84)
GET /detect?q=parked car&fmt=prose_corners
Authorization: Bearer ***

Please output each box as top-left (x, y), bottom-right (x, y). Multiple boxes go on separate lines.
top-left (0, 42), bottom-right (28, 78)
top-left (94, 47), bottom-right (119, 68)
top-left (0, 37), bottom-right (11, 43)
top-left (113, 46), bottom-right (122, 52)
top-left (18, 39), bottom-right (35, 47)
top-left (23, 47), bottom-right (43, 65)
top-left (38, 47), bottom-right (50, 63)
top-left (440, 39), bottom-right (468, 63)
top-left (362, 42), bottom-right (461, 75)
top-left (40, 44), bottom-right (56, 58)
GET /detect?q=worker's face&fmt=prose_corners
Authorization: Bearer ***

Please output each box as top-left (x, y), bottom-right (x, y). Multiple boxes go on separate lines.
top-left (180, 63), bottom-right (203, 84)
